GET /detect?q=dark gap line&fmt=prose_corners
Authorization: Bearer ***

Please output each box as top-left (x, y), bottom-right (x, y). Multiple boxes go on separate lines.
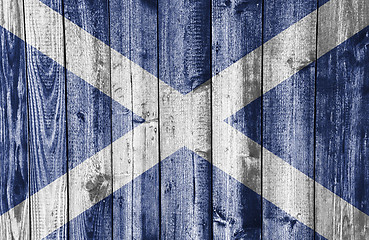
top-left (313, 1), bottom-right (319, 239)
top-left (107, 0), bottom-right (114, 238)
top-left (261, 0), bottom-right (265, 239)
top-left (157, 1), bottom-right (162, 239)
top-left (60, 0), bottom-right (69, 238)
top-left (21, 0), bottom-right (31, 238)
top-left (209, 0), bottom-right (214, 239)
top-left (129, 2), bottom-right (134, 239)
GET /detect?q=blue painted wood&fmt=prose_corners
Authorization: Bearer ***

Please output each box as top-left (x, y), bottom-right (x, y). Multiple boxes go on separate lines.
top-left (0, 25), bottom-right (28, 218)
top-left (316, 25), bottom-right (369, 216)
top-left (212, 0), bottom-right (262, 76)
top-left (212, 163), bottom-right (262, 239)
top-left (261, 63), bottom-right (316, 240)
top-left (129, 1), bottom-right (160, 238)
top-left (109, 1), bottom-right (133, 237)
top-left (64, 0), bottom-right (112, 238)
top-left (66, 72), bottom-right (113, 239)
top-left (227, 64), bottom-right (316, 178)
top-left (227, 63), bottom-right (317, 239)
top-left (158, 0), bottom-right (211, 94)
top-left (262, 1), bottom-right (317, 238)
top-left (160, 148), bottom-right (212, 239)
top-left (264, 0), bottom-right (317, 42)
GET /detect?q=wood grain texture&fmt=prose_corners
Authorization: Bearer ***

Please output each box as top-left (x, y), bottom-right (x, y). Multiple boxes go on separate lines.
top-left (0, 0), bottom-right (29, 238)
top-left (316, 0), bottom-right (369, 238)
top-left (129, 1), bottom-right (160, 239)
top-left (212, 0), bottom-right (262, 239)
top-left (262, 0), bottom-right (317, 238)
top-left (158, 0), bottom-right (212, 239)
top-left (23, 0), bottom-right (68, 238)
top-left (64, 0), bottom-right (112, 238)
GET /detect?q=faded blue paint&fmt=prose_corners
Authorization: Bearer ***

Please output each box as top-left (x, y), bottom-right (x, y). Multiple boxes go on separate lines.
top-left (318, 0), bottom-right (330, 7)
top-left (213, 162), bottom-right (261, 239)
top-left (67, 70), bottom-right (143, 170)
top-left (109, 0), bottom-right (159, 238)
top-left (264, 0), bottom-right (317, 42)
top-left (160, 147), bottom-right (212, 239)
top-left (27, 44), bottom-right (67, 198)
top-left (212, 0), bottom-right (262, 76)
top-left (158, 0), bottom-right (211, 94)
top-left (316, 25), bottom-right (369, 216)
top-left (0, 26), bottom-right (28, 216)
top-left (263, 199), bottom-right (325, 239)
top-left (47, 148), bottom-right (325, 239)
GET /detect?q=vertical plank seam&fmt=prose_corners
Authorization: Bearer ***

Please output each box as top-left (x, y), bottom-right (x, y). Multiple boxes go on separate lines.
top-left (313, 1), bottom-right (320, 239)
top-left (60, 0), bottom-right (69, 238)
top-left (21, 0), bottom-right (31, 238)
top-left (107, 0), bottom-right (113, 238)
top-left (129, 2), bottom-right (134, 239)
top-left (157, 0), bottom-right (162, 238)
top-left (261, 0), bottom-right (265, 239)
top-left (210, 0), bottom-right (213, 238)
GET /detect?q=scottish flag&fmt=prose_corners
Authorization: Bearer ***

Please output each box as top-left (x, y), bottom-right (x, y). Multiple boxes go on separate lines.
top-left (1, 0), bottom-right (369, 239)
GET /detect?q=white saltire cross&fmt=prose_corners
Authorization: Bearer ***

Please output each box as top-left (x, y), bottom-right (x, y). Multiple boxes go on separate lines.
top-left (1, 0), bottom-right (369, 239)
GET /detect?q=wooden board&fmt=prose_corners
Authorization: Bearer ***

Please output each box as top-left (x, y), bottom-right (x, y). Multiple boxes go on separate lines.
top-left (315, 0), bottom-right (369, 238)
top-left (212, 0), bottom-right (263, 238)
top-left (23, 0), bottom-right (67, 238)
top-left (109, 0), bottom-right (160, 238)
top-left (0, 0), bottom-right (29, 239)
top-left (63, 0), bottom-right (112, 238)
top-left (262, 0), bottom-right (317, 238)
top-left (158, 0), bottom-right (212, 239)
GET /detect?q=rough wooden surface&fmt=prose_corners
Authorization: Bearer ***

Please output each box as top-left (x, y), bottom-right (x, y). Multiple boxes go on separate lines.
top-left (110, 0), bottom-right (160, 238)
top-left (64, 0), bottom-right (112, 238)
top-left (212, 0), bottom-right (262, 239)
top-left (23, 0), bottom-right (67, 238)
top-left (158, 0), bottom-right (212, 239)
top-left (315, 0), bottom-right (369, 238)
top-left (109, 0), bottom-right (134, 238)
top-left (0, 0), bottom-right (29, 239)
top-left (262, 0), bottom-right (317, 238)
top-left (129, 1), bottom-right (160, 239)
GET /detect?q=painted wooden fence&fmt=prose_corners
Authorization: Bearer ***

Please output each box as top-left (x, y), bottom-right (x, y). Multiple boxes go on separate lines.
top-left (0, 0), bottom-right (369, 239)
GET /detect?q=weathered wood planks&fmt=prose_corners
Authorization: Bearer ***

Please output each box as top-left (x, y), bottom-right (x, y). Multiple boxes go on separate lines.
top-left (129, 1), bottom-right (160, 239)
top-left (0, 0), bottom-right (369, 239)
top-left (109, 0), bottom-right (134, 238)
